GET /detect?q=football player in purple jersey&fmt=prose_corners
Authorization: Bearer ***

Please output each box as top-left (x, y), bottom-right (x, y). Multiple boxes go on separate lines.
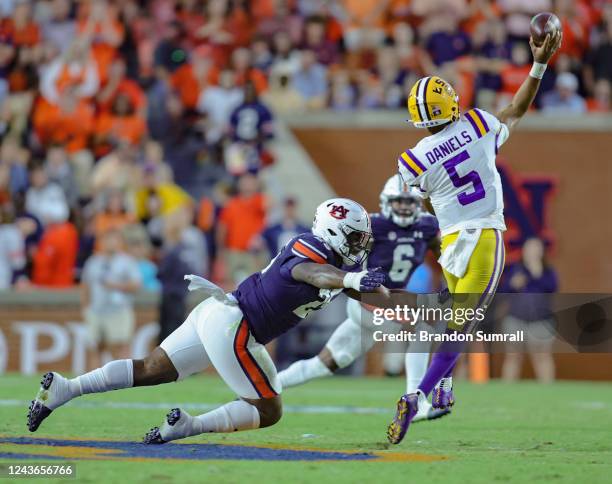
top-left (27, 198), bottom-right (397, 443)
top-left (279, 175), bottom-right (450, 422)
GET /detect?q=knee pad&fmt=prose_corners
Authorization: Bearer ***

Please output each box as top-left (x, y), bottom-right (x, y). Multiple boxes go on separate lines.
top-left (100, 359), bottom-right (133, 390)
top-left (326, 316), bottom-right (373, 369)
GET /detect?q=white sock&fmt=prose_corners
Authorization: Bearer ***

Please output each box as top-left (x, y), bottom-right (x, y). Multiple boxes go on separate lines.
top-left (70, 359), bottom-right (134, 397)
top-left (405, 352), bottom-right (430, 394)
top-left (416, 389), bottom-right (428, 407)
top-left (278, 357), bottom-right (332, 389)
top-left (193, 400), bottom-right (260, 433)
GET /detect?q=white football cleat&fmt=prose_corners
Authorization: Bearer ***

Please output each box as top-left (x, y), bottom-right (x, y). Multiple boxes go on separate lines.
top-left (412, 398), bottom-right (452, 423)
top-left (143, 408), bottom-right (197, 444)
top-left (27, 372), bottom-right (74, 432)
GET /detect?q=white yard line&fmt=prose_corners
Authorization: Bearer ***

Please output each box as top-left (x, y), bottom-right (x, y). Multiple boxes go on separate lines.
top-left (0, 399), bottom-right (389, 415)
top-left (3, 398), bottom-right (607, 414)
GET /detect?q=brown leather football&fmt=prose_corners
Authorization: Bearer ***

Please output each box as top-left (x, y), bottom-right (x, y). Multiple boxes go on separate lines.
top-left (530, 12), bottom-right (562, 46)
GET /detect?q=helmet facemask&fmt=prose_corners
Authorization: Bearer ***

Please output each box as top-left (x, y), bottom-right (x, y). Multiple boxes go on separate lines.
top-left (381, 190), bottom-right (420, 227)
top-left (389, 196), bottom-right (419, 227)
top-left (338, 224), bottom-right (373, 266)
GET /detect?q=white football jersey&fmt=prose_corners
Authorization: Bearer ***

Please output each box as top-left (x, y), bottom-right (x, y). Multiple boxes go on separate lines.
top-left (397, 108), bottom-right (509, 236)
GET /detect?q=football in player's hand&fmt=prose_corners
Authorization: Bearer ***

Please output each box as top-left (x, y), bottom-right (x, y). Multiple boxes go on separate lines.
top-left (530, 12), bottom-right (562, 47)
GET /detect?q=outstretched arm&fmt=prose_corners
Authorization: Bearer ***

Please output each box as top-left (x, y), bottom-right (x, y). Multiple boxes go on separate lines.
top-left (496, 31), bottom-right (562, 133)
top-left (291, 262), bottom-right (389, 297)
top-left (291, 262), bottom-right (349, 289)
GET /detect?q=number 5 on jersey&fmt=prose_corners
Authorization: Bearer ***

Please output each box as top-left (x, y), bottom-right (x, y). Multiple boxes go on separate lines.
top-left (443, 150), bottom-right (486, 206)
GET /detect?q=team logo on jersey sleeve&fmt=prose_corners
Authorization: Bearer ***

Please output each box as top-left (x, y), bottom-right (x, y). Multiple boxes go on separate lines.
top-left (329, 205), bottom-right (349, 219)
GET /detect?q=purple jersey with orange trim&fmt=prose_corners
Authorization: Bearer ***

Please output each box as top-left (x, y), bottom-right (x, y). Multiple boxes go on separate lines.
top-left (367, 213), bottom-right (439, 289)
top-left (233, 232), bottom-right (345, 344)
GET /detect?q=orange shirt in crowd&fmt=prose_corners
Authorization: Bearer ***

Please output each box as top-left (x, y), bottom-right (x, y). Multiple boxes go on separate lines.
top-left (170, 63), bottom-right (215, 110)
top-left (197, 197), bottom-right (215, 232)
top-left (225, 7), bottom-right (254, 48)
top-left (33, 98), bottom-right (95, 153)
top-left (251, 0), bottom-right (300, 20)
top-left (586, 98), bottom-right (610, 113)
top-left (97, 79), bottom-right (147, 114)
top-left (218, 193), bottom-right (266, 251)
top-left (32, 222), bottom-right (79, 287)
top-left (34, 56), bottom-right (98, 151)
top-left (326, 16), bottom-right (344, 43)
top-left (343, 0), bottom-right (386, 29)
top-left (500, 64), bottom-right (531, 96)
top-left (0, 18), bottom-right (40, 46)
top-left (556, 16), bottom-right (588, 61)
top-left (95, 112), bottom-right (147, 146)
top-left (93, 212), bottom-right (135, 251)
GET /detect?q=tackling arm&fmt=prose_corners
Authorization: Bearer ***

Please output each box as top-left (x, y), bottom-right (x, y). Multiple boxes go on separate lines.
top-left (291, 262), bottom-right (390, 298)
top-left (291, 262), bottom-right (350, 290)
top-left (496, 32), bottom-right (562, 133)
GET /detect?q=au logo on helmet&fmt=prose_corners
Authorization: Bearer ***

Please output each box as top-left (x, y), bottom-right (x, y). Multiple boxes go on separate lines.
top-left (329, 205), bottom-right (349, 220)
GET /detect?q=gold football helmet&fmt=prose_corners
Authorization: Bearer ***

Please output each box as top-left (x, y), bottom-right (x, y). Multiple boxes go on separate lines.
top-left (407, 76), bottom-right (459, 128)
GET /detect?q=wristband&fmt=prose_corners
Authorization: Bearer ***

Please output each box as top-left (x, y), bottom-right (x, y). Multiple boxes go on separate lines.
top-left (343, 271), bottom-right (365, 291)
top-left (529, 62), bottom-right (547, 80)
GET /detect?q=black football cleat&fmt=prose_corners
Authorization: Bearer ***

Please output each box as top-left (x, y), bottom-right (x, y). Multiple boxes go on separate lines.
top-left (143, 408), bottom-right (185, 444)
top-left (143, 427), bottom-right (166, 444)
top-left (27, 372), bottom-right (55, 432)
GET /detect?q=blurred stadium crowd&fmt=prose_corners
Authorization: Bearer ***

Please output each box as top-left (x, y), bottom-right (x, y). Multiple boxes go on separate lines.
top-left (0, 0), bottom-right (610, 301)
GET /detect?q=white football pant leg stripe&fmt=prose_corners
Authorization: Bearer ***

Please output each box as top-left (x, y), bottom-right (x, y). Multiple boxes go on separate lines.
top-left (194, 298), bottom-right (280, 399)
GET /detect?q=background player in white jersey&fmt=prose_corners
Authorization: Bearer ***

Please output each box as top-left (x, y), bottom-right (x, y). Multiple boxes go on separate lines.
top-left (387, 31), bottom-right (563, 444)
top-left (278, 175), bottom-right (448, 422)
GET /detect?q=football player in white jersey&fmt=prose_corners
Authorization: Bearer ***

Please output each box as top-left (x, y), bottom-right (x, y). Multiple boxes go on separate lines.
top-left (387, 31), bottom-right (562, 444)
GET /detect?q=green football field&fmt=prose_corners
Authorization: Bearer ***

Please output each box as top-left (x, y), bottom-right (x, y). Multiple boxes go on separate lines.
top-left (1, 374), bottom-right (611, 483)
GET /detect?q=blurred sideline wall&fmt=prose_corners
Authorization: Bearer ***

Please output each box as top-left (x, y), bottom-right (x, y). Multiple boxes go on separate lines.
top-left (0, 292), bottom-right (158, 375)
top-left (2, 291), bottom-right (612, 380)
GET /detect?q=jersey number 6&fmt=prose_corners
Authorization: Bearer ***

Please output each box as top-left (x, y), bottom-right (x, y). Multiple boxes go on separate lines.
top-left (442, 150), bottom-right (485, 205)
top-left (389, 244), bottom-right (415, 283)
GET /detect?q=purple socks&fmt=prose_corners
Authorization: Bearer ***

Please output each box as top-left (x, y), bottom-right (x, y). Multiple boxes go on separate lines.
top-left (417, 350), bottom-right (460, 396)
top-left (416, 328), bottom-right (466, 396)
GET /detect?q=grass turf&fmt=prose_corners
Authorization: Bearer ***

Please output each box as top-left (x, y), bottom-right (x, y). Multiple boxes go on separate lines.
top-left (1, 374), bottom-right (611, 483)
